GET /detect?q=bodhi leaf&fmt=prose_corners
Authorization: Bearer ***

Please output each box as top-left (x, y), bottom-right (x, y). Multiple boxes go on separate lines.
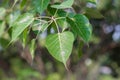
top-left (45, 31), bottom-right (74, 66)
top-left (33, 0), bottom-right (50, 14)
top-left (51, 0), bottom-right (74, 9)
top-left (67, 14), bottom-right (92, 42)
top-left (11, 13), bottom-right (34, 42)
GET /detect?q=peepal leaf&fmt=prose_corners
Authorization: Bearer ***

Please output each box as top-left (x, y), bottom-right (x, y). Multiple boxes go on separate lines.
top-left (51, 0), bottom-right (74, 9)
top-left (67, 14), bottom-right (92, 42)
top-left (11, 13), bottom-right (34, 42)
top-left (33, 0), bottom-right (50, 14)
top-left (45, 31), bottom-right (74, 65)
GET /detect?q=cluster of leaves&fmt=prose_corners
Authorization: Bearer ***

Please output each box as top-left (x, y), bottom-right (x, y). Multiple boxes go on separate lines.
top-left (0, 0), bottom-right (92, 67)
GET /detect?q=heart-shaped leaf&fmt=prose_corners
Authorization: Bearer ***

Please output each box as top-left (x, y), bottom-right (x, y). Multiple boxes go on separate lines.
top-left (67, 14), bottom-right (92, 42)
top-left (51, 0), bottom-right (74, 9)
top-left (45, 31), bottom-right (74, 65)
top-left (11, 13), bottom-right (34, 42)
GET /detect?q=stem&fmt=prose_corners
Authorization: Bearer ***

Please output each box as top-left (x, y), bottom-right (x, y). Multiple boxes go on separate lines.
top-left (35, 16), bottom-right (52, 20)
top-left (62, 27), bottom-right (66, 32)
top-left (35, 20), bottom-right (53, 39)
top-left (53, 18), bottom-right (60, 33)
top-left (55, 17), bottom-right (66, 20)
top-left (11, 0), bottom-right (18, 9)
top-left (54, 9), bottom-right (58, 17)
top-left (33, 20), bottom-right (52, 26)
top-left (55, 17), bottom-right (67, 32)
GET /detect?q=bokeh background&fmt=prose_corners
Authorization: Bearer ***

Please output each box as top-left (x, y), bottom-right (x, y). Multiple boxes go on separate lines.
top-left (0, 0), bottom-right (120, 80)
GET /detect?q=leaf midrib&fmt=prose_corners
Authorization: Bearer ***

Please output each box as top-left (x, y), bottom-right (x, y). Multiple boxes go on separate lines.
top-left (58, 33), bottom-right (65, 63)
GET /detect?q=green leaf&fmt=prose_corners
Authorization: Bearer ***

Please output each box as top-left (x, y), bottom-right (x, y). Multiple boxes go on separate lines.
top-left (45, 31), bottom-right (74, 65)
top-left (20, 0), bottom-right (27, 10)
top-left (67, 14), bottom-right (92, 42)
top-left (56, 13), bottom-right (75, 30)
top-left (33, 0), bottom-right (50, 14)
top-left (51, 0), bottom-right (74, 9)
top-left (6, 10), bottom-right (21, 27)
top-left (0, 21), bottom-right (5, 37)
top-left (0, 7), bottom-right (6, 20)
top-left (30, 39), bottom-right (36, 60)
top-left (22, 28), bottom-right (29, 48)
top-left (11, 13), bottom-right (34, 42)
top-left (47, 5), bottom-right (74, 17)
top-left (87, 0), bottom-right (96, 4)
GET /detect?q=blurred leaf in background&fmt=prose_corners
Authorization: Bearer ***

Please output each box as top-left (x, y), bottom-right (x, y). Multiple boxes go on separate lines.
top-left (0, 0), bottom-right (120, 80)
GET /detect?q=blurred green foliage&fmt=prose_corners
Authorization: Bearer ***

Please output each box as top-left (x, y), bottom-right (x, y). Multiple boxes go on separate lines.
top-left (0, 0), bottom-right (120, 80)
